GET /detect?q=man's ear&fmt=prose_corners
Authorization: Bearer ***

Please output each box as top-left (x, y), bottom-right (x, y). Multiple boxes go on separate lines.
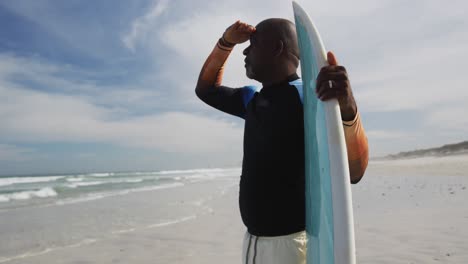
top-left (273, 40), bottom-right (285, 57)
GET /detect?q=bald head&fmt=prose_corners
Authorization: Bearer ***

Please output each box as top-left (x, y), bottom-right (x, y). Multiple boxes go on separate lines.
top-left (255, 18), bottom-right (300, 64)
top-left (242, 18), bottom-right (300, 84)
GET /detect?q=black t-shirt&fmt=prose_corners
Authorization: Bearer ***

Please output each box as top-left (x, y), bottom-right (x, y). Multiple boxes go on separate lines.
top-left (197, 73), bottom-right (305, 236)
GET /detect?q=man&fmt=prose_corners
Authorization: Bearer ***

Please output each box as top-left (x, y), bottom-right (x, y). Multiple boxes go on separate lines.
top-left (195, 19), bottom-right (368, 264)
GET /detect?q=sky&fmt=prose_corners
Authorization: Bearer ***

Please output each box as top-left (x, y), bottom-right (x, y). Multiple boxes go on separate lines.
top-left (0, 0), bottom-right (467, 175)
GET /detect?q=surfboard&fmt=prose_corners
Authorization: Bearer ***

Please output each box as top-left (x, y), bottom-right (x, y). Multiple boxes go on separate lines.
top-left (292, 2), bottom-right (356, 264)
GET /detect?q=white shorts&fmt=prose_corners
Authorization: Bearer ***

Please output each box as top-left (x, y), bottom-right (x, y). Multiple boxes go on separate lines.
top-left (242, 231), bottom-right (307, 264)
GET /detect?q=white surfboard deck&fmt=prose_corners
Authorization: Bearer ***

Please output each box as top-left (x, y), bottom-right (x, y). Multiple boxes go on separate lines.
top-left (292, 2), bottom-right (356, 263)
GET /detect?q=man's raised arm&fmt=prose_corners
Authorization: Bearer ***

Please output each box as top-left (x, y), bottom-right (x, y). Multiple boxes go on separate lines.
top-left (195, 21), bottom-right (256, 99)
top-left (194, 21), bottom-right (256, 118)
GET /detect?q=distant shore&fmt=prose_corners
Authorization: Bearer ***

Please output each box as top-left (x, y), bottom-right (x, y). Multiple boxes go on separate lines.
top-left (376, 141), bottom-right (468, 160)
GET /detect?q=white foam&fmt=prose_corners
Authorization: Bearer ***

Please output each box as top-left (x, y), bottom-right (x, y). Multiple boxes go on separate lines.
top-left (64, 178), bottom-right (143, 189)
top-left (158, 168), bottom-right (239, 175)
top-left (55, 194), bottom-right (106, 205)
top-left (126, 171), bottom-right (161, 176)
top-left (87, 172), bottom-right (114, 177)
top-left (0, 187), bottom-right (57, 202)
top-left (55, 182), bottom-right (183, 206)
top-left (0, 176), bottom-right (65, 187)
top-left (65, 181), bottom-right (105, 188)
top-left (11, 192), bottom-right (31, 200)
top-left (123, 179), bottom-right (143, 183)
top-left (111, 227), bottom-right (137, 234)
top-left (147, 215), bottom-right (196, 228)
top-left (0, 195), bottom-right (10, 202)
top-left (34, 187), bottom-right (57, 198)
top-left (110, 215), bottom-right (197, 236)
top-left (66, 177), bottom-right (83, 182)
top-left (156, 168), bottom-right (240, 183)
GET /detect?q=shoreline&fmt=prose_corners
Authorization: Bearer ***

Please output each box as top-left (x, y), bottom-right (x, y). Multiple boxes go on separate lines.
top-left (1, 157), bottom-right (468, 263)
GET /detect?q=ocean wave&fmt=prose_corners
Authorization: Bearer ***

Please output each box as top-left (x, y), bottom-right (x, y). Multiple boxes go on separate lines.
top-left (87, 173), bottom-right (115, 177)
top-left (56, 182), bottom-right (183, 206)
top-left (64, 178), bottom-right (144, 189)
top-left (120, 171), bottom-right (161, 176)
top-left (0, 187), bottom-right (57, 202)
top-left (66, 177), bottom-right (83, 182)
top-left (156, 168), bottom-right (240, 182)
top-left (123, 179), bottom-right (144, 183)
top-left (54, 194), bottom-right (107, 205)
top-left (168, 169), bottom-right (240, 182)
top-left (65, 181), bottom-right (105, 188)
top-left (157, 168), bottom-right (235, 175)
top-left (0, 176), bottom-right (65, 187)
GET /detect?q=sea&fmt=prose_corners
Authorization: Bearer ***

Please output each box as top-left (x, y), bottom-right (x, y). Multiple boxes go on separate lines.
top-left (0, 168), bottom-right (241, 212)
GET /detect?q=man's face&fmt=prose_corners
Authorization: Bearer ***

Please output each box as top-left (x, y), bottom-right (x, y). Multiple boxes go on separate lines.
top-left (242, 30), bottom-right (274, 81)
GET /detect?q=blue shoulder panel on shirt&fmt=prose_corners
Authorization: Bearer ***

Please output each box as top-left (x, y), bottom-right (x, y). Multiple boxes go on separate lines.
top-left (289, 79), bottom-right (303, 104)
top-left (242, 85), bottom-right (259, 108)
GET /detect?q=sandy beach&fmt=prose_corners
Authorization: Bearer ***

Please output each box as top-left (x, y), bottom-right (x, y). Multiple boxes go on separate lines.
top-left (1, 155), bottom-right (468, 263)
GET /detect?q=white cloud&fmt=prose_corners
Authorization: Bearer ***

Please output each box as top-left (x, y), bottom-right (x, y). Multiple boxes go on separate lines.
top-left (0, 84), bottom-right (243, 153)
top-left (120, 1), bottom-right (265, 107)
top-left (114, 0), bottom-right (468, 157)
top-left (338, 1), bottom-right (468, 114)
top-left (115, 112), bottom-right (242, 152)
top-left (0, 53), bottom-right (167, 113)
top-left (425, 107), bottom-right (468, 133)
top-left (161, 12), bottom-right (243, 61)
top-left (298, 0), bottom-right (386, 19)
top-left (122, 0), bottom-right (170, 52)
top-left (0, 53), bottom-right (243, 154)
top-left (0, 53), bottom-right (60, 78)
top-left (159, 12), bottom-right (255, 90)
top-left (354, 32), bottom-right (468, 112)
top-left (2, 0), bottom-right (468, 168)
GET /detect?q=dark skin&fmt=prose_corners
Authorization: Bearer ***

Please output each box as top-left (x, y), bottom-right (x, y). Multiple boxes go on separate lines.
top-left (196, 19), bottom-right (362, 182)
top-left (220, 19), bottom-right (357, 121)
top-left (316, 54), bottom-right (357, 121)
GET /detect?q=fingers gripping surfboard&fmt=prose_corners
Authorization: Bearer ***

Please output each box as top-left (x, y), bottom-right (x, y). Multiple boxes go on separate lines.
top-left (292, 2), bottom-right (356, 264)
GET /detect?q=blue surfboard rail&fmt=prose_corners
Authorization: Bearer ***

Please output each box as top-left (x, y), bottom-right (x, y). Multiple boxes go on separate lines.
top-left (294, 13), bottom-right (334, 264)
top-left (293, 2), bottom-right (356, 263)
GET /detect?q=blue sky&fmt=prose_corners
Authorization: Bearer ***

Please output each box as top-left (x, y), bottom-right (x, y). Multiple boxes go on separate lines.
top-left (0, 0), bottom-right (467, 175)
